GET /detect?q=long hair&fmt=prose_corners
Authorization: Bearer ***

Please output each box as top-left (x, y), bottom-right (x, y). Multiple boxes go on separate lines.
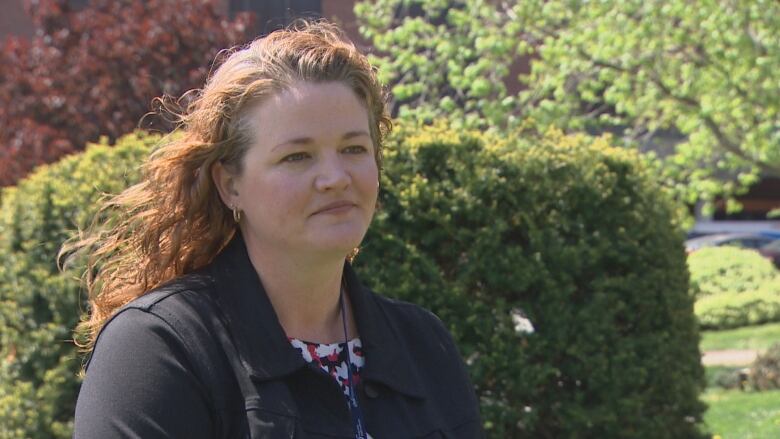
top-left (61, 20), bottom-right (392, 352)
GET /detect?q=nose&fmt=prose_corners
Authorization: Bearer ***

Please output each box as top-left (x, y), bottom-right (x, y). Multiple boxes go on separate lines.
top-left (314, 153), bottom-right (350, 192)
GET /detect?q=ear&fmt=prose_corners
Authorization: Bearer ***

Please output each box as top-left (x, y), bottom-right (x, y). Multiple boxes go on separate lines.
top-left (211, 161), bottom-right (240, 209)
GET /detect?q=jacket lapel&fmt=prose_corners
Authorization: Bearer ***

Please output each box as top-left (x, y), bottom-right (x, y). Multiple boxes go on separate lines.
top-left (209, 233), bottom-right (304, 381)
top-left (208, 232), bottom-right (426, 400)
top-left (343, 263), bottom-right (427, 400)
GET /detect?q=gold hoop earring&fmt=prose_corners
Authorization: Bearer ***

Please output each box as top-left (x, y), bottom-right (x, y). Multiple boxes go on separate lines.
top-left (232, 206), bottom-right (241, 223)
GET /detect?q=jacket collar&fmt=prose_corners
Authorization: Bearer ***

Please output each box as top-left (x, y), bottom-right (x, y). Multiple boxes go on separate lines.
top-left (208, 232), bottom-right (426, 399)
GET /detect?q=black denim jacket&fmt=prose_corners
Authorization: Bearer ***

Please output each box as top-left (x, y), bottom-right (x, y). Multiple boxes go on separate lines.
top-left (74, 233), bottom-right (484, 438)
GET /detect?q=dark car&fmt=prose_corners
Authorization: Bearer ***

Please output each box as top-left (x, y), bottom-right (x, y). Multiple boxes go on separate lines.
top-left (759, 239), bottom-right (780, 268)
top-left (684, 233), bottom-right (778, 254)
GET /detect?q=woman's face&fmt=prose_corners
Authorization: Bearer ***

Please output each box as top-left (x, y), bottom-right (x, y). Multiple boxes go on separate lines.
top-left (215, 81), bottom-right (379, 259)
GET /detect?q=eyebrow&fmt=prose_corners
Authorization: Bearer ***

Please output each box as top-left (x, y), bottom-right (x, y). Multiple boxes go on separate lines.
top-left (271, 130), bottom-right (371, 152)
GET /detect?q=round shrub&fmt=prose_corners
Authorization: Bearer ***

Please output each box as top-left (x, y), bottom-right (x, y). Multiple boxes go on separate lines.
top-left (689, 247), bottom-right (780, 329)
top-left (355, 123), bottom-right (707, 438)
top-left (0, 133), bottom-right (157, 438)
top-left (689, 246), bottom-right (778, 296)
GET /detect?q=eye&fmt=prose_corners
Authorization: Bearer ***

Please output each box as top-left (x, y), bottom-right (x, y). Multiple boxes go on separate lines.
top-left (343, 145), bottom-right (368, 154)
top-left (281, 152), bottom-right (310, 162)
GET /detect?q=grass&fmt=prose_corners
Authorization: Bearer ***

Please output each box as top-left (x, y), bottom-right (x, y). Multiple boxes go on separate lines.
top-left (702, 388), bottom-right (780, 439)
top-left (700, 322), bottom-right (780, 352)
top-left (701, 323), bottom-right (780, 438)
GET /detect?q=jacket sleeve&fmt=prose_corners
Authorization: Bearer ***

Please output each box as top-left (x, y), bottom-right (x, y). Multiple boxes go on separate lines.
top-left (74, 308), bottom-right (216, 439)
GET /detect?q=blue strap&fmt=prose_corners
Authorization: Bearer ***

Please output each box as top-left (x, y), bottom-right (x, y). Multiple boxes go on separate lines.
top-left (340, 287), bottom-right (369, 439)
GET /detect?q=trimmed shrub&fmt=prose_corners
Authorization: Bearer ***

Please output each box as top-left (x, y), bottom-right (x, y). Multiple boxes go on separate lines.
top-left (695, 283), bottom-right (780, 330)
top-left (709, 367), bottom-right (749, 391)
top-left (689, 246), bottom-right (779, 296)
top-left (0, 124), bottom-right (707, 438)
top-left (0, 133), bottom-right (157, 438)
top-left (689, 247), bottom-right (780, 330)
top-left (356, 123), bottom-right (706, 438)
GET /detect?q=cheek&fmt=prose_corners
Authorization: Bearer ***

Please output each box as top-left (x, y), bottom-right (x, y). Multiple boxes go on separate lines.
top-left (357, 161), bottom-right (379, 196)
top-left (239, 174), bottom-right (298, 215)
top-left (263, 175), bottom-right (308, 213)
top-left (361, 171), bottom-right (380, 215)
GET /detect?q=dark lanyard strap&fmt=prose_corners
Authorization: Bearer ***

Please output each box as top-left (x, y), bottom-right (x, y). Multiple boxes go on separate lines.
top-left (340, 286), bottom-right (369, 439)
top-left (208, 302), bottom-right (298, 438)
top-left (210, 308), bottom-right (262, 404)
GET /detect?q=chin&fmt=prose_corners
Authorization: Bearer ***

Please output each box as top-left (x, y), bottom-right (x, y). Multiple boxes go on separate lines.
top-left (314, 240), bottom-right (363, 256)
top-left (306, 230), bottom-right (367, 257)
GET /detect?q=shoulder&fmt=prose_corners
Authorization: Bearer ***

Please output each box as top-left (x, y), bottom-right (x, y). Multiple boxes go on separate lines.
top-left (369, 292), bottom-right (450, 333)
top-left (100, 272), bottom-right (220, 346)
top-left (80, 272), bottom-right (237, 430)
top-left (118, 271), bottom-right (217, 316)
top-left (367, 291), bottom-right (462, 359)
top-left (94, 269), bottom-right (221, 345)
top-left (364, 290), bottom-right (483, 432)
top-left (75, 274), bottom-right (226, 438)
top-left (85, 271), bottom-right (225, 384)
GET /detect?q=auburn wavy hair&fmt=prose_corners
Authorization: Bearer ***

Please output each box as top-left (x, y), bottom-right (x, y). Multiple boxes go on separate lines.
top-left (62, 20), bottom-right (391, 352)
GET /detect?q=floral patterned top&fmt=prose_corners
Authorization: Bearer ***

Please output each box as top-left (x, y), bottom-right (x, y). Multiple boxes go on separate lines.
top-left (288, 337), bottom-right (365, 399)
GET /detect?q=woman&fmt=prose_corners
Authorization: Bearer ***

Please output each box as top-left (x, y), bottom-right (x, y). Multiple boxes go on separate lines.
top-left (71, 21), bottom-right (483, 438)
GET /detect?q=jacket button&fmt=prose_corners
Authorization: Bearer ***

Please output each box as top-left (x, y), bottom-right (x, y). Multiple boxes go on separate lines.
top-left (364, 383), bottom-right (380, 399)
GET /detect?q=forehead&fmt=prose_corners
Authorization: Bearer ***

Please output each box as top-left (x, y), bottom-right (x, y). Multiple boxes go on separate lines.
top-left (247, 81), bottom-right (371, 148)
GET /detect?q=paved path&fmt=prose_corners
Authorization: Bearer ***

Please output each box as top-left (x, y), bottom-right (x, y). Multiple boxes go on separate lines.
top-left (701, 349), bottom-right (759, 366)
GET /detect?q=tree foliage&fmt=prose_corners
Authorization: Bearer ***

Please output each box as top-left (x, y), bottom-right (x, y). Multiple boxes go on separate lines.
top-left (355, 0), bottom-right (520, 128)
top-left (355, 0), bottom-right (780, 212)
top-left (0, 0), bottom-right (253, 186)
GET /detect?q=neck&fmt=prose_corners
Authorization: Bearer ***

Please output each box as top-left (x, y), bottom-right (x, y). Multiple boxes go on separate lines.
top-left (242, 234), bottom-right (359, 344)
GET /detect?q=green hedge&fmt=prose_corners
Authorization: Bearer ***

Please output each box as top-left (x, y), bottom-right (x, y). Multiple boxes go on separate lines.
top-left (689, 246), bottom-right (778, 296)
top-left (0, 133), bottom-right (157, 439)
top-left (0, 126), bottom-right (707, 438)
top-left (690, 247), bottom-right (780, 330)
top-left (356, 123), bottom-right (706, 438)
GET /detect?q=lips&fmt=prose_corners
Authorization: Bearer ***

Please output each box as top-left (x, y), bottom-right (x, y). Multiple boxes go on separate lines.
top-left (311, 201), bottom-right (357, 215)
